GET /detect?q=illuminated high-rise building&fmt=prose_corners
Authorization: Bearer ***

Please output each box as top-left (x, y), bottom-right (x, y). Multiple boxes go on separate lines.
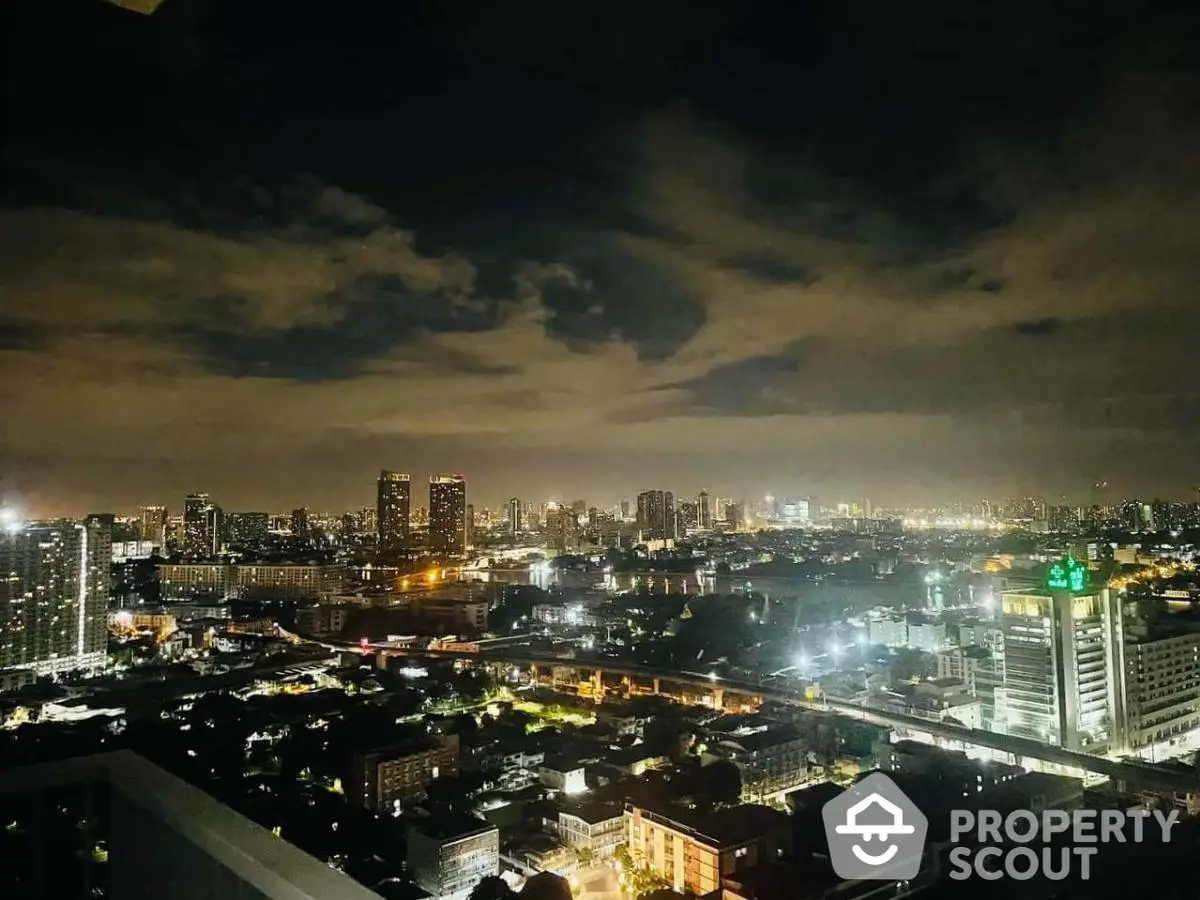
top-left (377, 471), bottom-right (411, 552)
top-left (182, 494), bottom-right (222, 557)
top-left (0, 519), bottom-right (109, 676)
top-left (138, 505), bottom-right (168, 546)
top-left (429, 475), bottom-right (467, 556)
top-left (676, 500), bottom-right (699, 534)
top-left (183, 493), bottom-right (211, 557)
top-left (636, 490), bottom-right (675, 542)
top-left (994, 558), bottom-right (1125, 752)
top-left (507, 498), bottom-right (522, 534)
top-left (697, 490), bottom-right (712, 530)
top-left (291, 507), bottom-right (311, 544)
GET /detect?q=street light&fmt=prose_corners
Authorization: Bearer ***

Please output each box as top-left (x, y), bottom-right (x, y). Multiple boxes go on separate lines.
top-left (0, 508), bottom-right (20, 535)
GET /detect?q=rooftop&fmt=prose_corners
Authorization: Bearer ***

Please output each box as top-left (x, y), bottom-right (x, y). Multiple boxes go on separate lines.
top-left (409, 811), bottom-right (494, 843)
top-left (631, 802), bottom-right (788, 849)
top-left (560, 800), bottom-right (624, 825)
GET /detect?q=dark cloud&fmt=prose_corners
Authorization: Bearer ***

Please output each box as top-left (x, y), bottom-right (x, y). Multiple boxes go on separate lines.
top-left (3, 0), bottom-right (1200, 511)
top-left (0, 318), bottom-right (48, 352)
top-left (717, 256), bottom-right (819, 285)
top-left (654, 311), bottom-right (1200, 430)
top-left (540, 247), bottom-right (707, 361)
top-left (1012, 317), bottom-right (1064, 337)
top-left (176, 277), bottom-right (509, 381)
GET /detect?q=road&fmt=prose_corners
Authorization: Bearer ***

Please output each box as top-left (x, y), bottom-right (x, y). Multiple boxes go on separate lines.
top-left (313, 637), bottom-right (1200, 795)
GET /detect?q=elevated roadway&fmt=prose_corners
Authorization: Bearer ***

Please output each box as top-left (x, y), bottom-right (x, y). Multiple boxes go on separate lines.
top-left (317, 639), bottom-right (1200, 794)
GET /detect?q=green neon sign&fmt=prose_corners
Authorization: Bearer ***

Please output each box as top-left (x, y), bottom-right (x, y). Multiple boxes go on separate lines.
top-left (1046, 557), bottom-right (1087, 592)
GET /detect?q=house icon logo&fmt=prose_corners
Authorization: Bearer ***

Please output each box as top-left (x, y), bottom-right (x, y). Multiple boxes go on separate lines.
top-left (822, 772), bottom-right (928, 880)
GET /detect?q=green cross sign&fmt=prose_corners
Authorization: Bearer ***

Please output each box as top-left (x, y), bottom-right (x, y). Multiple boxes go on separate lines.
top-left (1046, 557), bottom-right (1087, 592)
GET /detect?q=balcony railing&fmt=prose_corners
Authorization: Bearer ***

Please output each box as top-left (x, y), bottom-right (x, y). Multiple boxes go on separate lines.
top-left (0, 750), bottom-right (383, 900)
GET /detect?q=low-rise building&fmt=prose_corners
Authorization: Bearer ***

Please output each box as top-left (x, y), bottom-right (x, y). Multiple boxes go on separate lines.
top-left (351, 733), bottom-right (460, 812)
top-left (935, 645), bottom-right (990, 696)
top-left (878, 740), bottom-right (1023, 798)
top-left (1122, 618), bottom-right (1200, 753)
top-left (407, 814), bottom-right (499, 900)
top-left (552, 803), bottom-right (627, 859)
top-left (627, 803), bottom-right (790, 896)
top-left (537, 759), bottom-right (586, 795)
top-left (907, 615), bottom-right (946, 653)
top-left (294, 603), bottom-right (353, 638)
top-left (701, 723), bottom-right (808, 803)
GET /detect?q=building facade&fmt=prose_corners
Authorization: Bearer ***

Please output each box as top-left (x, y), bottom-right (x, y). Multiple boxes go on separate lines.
top-left (636, 490), bottom-right (676, 543)
top-left (995, 560), bottom-right (1125, 751)
top-left (351, 733), bottom-right (459, 811)
top-left (1121, 620), bottom-right (1200, 753)
top-left (158, 563), bottom-right (344, 602)
top-left (377, 471), bottom-right (411, 552)
top-left (0, 520), bottom-right (109, 677)
top-left (626, 804), bottom-right (789, 897)
top-left (429, 476), bottom-right (467, 556)
top-left (407, 816), bottom-right (499, 900)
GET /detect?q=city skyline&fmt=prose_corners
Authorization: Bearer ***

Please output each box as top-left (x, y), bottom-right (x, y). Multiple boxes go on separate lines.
top-left (4, 3), bottom-right (1200, 514)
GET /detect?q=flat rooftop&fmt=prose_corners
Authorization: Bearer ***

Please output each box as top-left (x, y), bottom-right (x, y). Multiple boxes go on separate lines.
top-left (632, 802), bottom-right (788, 849)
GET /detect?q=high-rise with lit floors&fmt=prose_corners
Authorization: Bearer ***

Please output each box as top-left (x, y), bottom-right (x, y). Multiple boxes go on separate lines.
top-left (636, 490), bottom-right (675, 542)
top-left (429, 475), bottom-right (467, 556)
top-left (994, 557), bottom-right (1126, 752)
top-left (138, 505), bottom-right (168, 546)
top-left (0, 519), bottom-right (109, 676)
top-left (507, 497), bottom-right (522, 534)
top-left (698, 490), bottom-right (712, 530)
top-left (377, 471), bottom-right (411, 552)
top-left (183, 493), bottom-right (212, 557)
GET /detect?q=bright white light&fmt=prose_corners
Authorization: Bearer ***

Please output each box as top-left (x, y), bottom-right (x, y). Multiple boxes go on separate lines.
top-left (829, 644), bottom-right (841, 658)
top-left (708, 671), bottom-right (719, 682)
top-left (0, 508), bottom-right (20, 535)
top-left (796, 654), bottom-right (809, 670)
top-left (856, 632), bottom-right (867, 645)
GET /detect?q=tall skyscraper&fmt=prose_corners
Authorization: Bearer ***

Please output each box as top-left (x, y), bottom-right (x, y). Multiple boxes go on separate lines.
top-left (995, 557), bottom-right (1125, 752)
top-left (138, 505), bottom-right (168, 546)
top-left (636, 490), bottom-right (676, 542)
top-left (676, 500), bottom-right (699, 534)
top-left (0, 520), bottom-right (109, 676)
top-left (429, 475), bottom-right (467, 556)
top-left (507, 498), bottom-right (522, 534)
top-left (291, 507), bottom-right (311, 544)
top-left (698, 490), bottom-right (712, 530)
top-left (183, 494), bottom-right (221, 558)
top-left (377, 471), bottom-right (411, 552)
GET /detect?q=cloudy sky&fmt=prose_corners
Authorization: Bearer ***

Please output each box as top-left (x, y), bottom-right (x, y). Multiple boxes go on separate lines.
top-left (3, 0), bottom-right (1199, 515)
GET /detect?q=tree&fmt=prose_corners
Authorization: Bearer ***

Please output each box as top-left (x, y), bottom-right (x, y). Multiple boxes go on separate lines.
top-left (891, 647), bottom-right (931, 682)
top-left (576, 846), bottom-right (596, 866)
top-left (704, 759), bottom-right (743, 805)
top-left (469, 875), bottom-right (517, 900)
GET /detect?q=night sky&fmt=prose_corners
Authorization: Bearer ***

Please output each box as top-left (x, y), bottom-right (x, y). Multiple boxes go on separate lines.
top-left (3, 0), bottom-right (1199, 514)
